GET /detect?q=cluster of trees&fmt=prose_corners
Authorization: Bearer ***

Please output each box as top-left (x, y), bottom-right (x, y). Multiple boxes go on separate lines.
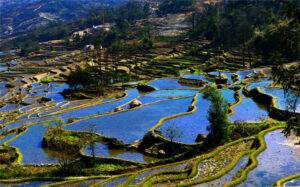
top-left (66, 39), bottom-right (146, 90)
top-left (253, 0), bottom-right (300, 63)
top-left (158, 0), bottom-right (195, 15)
top-left (192, 0), bottom-right (299, 141)
top-left (203, 86), bottom-right (231, 146)
top-left (19, 40), bottom-right (40, 57)
top-left (192, 1), bottom-right (279, 50)
top-left (190, 0), bottom-right (299, 64)
top-left (66, 67), bottom-right (96, 89)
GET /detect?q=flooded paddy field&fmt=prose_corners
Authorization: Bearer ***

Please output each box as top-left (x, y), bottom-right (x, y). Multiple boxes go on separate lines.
top-left (0, 65), bottom-right (299, 186)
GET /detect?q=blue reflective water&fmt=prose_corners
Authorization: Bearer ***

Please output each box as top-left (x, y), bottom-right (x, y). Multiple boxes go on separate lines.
top-left (0, 181), bottom-right (55, 187)
top-left (221, 89), bottom-right (236, 104)
top-left (84, 143), bottom-right (158, 163)
top-left (286, 179), bottom-right (300, 186)
top-left (210, 72), bottom-right (233, 84)
top-left (49, 83), bottom-right (70, 93)
top-left (47, 93), bottom-right (66, 103)
top-left (138, 96), bottom-right (167, 105)
top-left (230, 98), bottom-right (268, 122)
top-left (99, 177), bottom-right (129, 187)
top-left (158, 94), bottom-right (210, 143)
top-left (31, 83), bottom-right (40, 88)
top-left (261, 88), bottom-right (300, 112)
top-left (239, 130), bottom-right (300, 186)
top-left (247, 80), bottom-right (272, 90)
top-left (237, 70), bottom-right (254, 81)
top-left (0, 82), bottom-right (8, 98)
top-left (158, 89), bottom-right (235, 143)
top-left (0, 133), bottom-right (17, 145)
top-left (0, 67), bottom-right (8, 71)
top-left (0, 104), bottom-right (18, 112)
top-left (20, 105), bottom-right (40, 113)
top-left (55, 89), bottom-right (140, 119)
top-left (5, 116), bottom-right (54, 131)
top-left (8, 123), bottom-right (58, 164)
top-left (148, 79), bottom-right (193, 89)
top-left (144, 90), bottom-right (199, 98)
top-left (8, 61), bottom-right (18, 66)
top-left (65, 98), bottom-right (193, 143)
top-left (183, 74), bottom-right (212, 83)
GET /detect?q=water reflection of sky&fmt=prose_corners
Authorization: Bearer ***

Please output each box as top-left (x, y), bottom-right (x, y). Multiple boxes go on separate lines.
top-left (65, 97), bottom-right (193, 143)
top-left (262, 88), bottom-right (300, 112)
top-left (8, 123), bottom-right (58, 164)
top-left (230, 97), bottom-right (268, 122)
top-left (159, 90), bottom-right (235, 143)
top-left (239, 130), bottom-right (300, 186)
top-left (84, 142), bottom-right (158, 163)
top-left (0, 181), bottom-right (55, 187)
top-left (148, 78), bottom-right (193, 89)
top-left (0, 67), bottom-right (8, 71)
top-left (248, 80), bottom-right (272, 90)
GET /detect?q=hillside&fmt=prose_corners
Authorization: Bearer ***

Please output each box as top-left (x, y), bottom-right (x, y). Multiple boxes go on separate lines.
top-left (0, 0), bottom-right (130, 39)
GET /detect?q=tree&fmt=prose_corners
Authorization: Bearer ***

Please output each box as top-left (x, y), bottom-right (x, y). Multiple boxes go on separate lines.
top-left (109, 41), bottom-right (122, 82)
top-left (66, 67), bottom-right (96, 89)
top-left (163, 122), bottom-right (183, 142)
top-left (272, 62), bottom-right (300, 137)
top-left (271, 0), bottom-right (300, 137)
top-left (87, 124), bottom-right (97, 166)
top-left (19, 40), bottom-right (40, 57)
top-left (203, 85), bottom-right (231, 145)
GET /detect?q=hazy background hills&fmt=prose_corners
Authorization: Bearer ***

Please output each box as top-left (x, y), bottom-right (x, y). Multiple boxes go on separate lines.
top-left (0, 0), bottom-right (130, 39)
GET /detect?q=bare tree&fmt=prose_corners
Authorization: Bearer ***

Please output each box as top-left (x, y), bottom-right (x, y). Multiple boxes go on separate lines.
top-left (87, 124), bottom-right (97, 165)
top-left (163, 122), bottom-right (183, 142)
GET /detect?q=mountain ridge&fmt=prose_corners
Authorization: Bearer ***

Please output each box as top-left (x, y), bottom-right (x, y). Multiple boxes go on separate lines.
top-left (0, 0), bottom-right (130, 39)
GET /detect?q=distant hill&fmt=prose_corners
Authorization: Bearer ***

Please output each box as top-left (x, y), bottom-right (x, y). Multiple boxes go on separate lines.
top-left (0, 0), bottom-right (130, 39)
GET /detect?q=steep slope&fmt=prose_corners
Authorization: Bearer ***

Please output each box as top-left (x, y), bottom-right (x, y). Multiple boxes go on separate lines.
top-left (0, 0), bottom-right (130, 39)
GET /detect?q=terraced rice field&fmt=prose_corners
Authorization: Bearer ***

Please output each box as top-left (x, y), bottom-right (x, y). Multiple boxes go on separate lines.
top-left (0, 67), bottom-right (299, 186)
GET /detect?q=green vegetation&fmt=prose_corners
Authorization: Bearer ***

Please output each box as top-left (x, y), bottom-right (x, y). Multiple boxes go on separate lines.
top-left (97, 164), bottom-right (124, 171)
top-left (41, 77), bottom-right (61, 83)
top-left (158, 0), bottom-right (195, 15)
top-left (0, 0), bottom-right (299, 185)
top-left (203, 86), bottom-right (231, 145)
top-left (273, 173), bottom-right (300, 187)
top-left (66, 67), bottom-right (97, 89)
top-left (19, 40), bottom-right (40, 57)
top-left (3, 0), bottom-right (150, 51)
top-left (224, 125), bottom-right (286, 187)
